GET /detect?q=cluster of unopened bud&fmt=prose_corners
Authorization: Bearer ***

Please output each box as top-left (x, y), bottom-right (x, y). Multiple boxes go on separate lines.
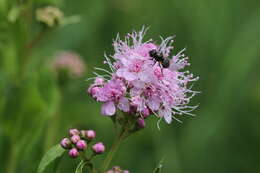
top-left (60, 128), bottom-right (105, 158)
top-left (134, 107), bottom-right (152, 129)
top-left (106, 166), bottom-right (130, 173)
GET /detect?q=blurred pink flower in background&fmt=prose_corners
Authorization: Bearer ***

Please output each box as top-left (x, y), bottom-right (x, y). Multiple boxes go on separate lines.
top-left (51, 51), bottom-right (86, 78)
top-left (106, 166), bottom-right (130, 173)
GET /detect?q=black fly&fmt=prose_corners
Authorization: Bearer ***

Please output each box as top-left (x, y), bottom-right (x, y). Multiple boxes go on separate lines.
top-left (149, 49), bottom-right (170, 68)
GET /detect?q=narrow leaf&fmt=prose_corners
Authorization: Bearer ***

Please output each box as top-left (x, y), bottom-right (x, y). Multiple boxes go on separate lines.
top-left (37, 144), bottom-right (65, 173)
top-left (7, 6), bottom-right (21, 23)
top-left (153, 158), bottom-right (164, 173)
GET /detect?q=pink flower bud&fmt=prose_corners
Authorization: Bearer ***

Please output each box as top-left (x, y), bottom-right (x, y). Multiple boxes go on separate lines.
top-left (88, 86), bottom-right (101, 97)
top-left (60, 138), bottom-right (71, 149)
top-left (112, 166), bottom-right (121, 171)
top-left (92, 142), bottom-right (105, 154)
top-left (69, 148), bottom-right (79, 158)
top-left (123, 171), bottom-right (130, 173)
top-left (69, 128), bottom-right (79, 136)
top-left (137, 118), bottom-right (145, 128)
top-left (76, 140), bottom-right (87, 150)
top-left (86, 130), bottom-right (96, 140)
top-left (71, 135), bottom-right (80, 144)
top-left (94, 77), bottom-right (104, 85)
top-left (142, 108), bottom-right (150, 118)
top-left (129, 104), bottom-right (137, 114)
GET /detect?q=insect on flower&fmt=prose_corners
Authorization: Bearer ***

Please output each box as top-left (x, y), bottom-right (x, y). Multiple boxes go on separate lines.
top-left (87, 27), bottom-right (199, 125)
top-left (149, 49), bottom-right (170, 68)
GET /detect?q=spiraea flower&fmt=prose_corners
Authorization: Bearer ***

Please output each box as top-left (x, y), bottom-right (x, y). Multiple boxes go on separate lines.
top-left (51, 51), bottom-right (86, 78)
top-left (88, 27), bottom-right (199, 124)
top-left (106, 166), bottom-right (130, 173)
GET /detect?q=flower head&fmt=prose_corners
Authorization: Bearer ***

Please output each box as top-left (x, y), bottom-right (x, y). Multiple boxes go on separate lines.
top-left (76, 140), bottom-right (87, 150)
top-left (60, 138), bottom-right (72, 149)
top-left (70, 135), bottom-right (80, 144)
top-left (88, 27), bottom-right (199, 124)
top-left (69, 148), bottom-right (79, 158)
top-left (52, 51), bottom-right (86, 78)
top-left (69, 128), bottom-right (80, 136)
top-left (85, 130), bottom-right (96, 140)
top-left (92, 142), bottom-right (105, 154)
top-left (136, 118), bottom-right (146, 128)
top-left (106, 166), bottom-right (130, 173)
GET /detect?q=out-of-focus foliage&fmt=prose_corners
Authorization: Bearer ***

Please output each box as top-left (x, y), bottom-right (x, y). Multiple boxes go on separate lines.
top-left (0, 0), bottom-right (260, 173)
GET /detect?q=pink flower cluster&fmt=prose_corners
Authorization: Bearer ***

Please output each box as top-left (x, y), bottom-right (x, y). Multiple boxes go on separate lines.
top-left (52, 51), bottom-right (86, 77)
top-left (88, 28), bottom-right (199, 124)
top-left (106, 166), bottom-right (130, 173)
top-left (60, 128), bottom-right (105, 158)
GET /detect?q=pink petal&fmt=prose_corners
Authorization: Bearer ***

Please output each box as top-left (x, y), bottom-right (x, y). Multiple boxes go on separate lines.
top-left (159, 108), bottom-right (172, 124)
top-left (101, 101), bottom-right (116, 116)
top-left (146, 96), bottom-right (161, 111)
top-left (116, 68), bottom-right (137, 81)
top-left (117, 97), bottom-right (130, 112)
top-left (116, 68), bottom-right (126, 77)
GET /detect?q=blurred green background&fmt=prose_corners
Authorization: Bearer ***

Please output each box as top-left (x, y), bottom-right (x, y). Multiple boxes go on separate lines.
top-left (1, 0), bottom-right (260, 172)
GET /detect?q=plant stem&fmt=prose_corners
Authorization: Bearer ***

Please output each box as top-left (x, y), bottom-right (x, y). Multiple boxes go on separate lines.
top-left (100, 130), bottom-right (127, 173)
top-left (6, 145), bottom-right (17, 173)
top-left (92, 168), bottom-right (98, 173)
top-left (44, 94), bottom-right (61, 150)
top-left (20, 28), bottom-right (48, 79)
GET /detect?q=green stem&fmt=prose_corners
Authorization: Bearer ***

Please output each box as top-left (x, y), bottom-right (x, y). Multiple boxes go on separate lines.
top-left (100, 130), bottom-right (127, 173)
top-left (6, 145), bottom-right (17, 173)
top-left (44, 89), bottom-right (61, 149)
top-left (92, 169), bottom-right (98, 173)
top-left (19, 28), bottom-right (48, 80)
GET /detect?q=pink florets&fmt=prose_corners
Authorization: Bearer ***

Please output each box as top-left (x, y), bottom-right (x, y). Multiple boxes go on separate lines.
top-left (106, 166), bottom-right (130, 173)
top-left (52, 51), bottom-right (85, 77)
top-left (88, 27), bottom-right (199, 124)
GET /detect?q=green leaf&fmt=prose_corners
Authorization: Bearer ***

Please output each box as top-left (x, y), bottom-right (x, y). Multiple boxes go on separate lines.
top-left (37, 144), bottom-right (65, 173)
top-left (153, 158), bottom-right (164, 173)
top-left (7, 6), bottom-right (22, 23)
